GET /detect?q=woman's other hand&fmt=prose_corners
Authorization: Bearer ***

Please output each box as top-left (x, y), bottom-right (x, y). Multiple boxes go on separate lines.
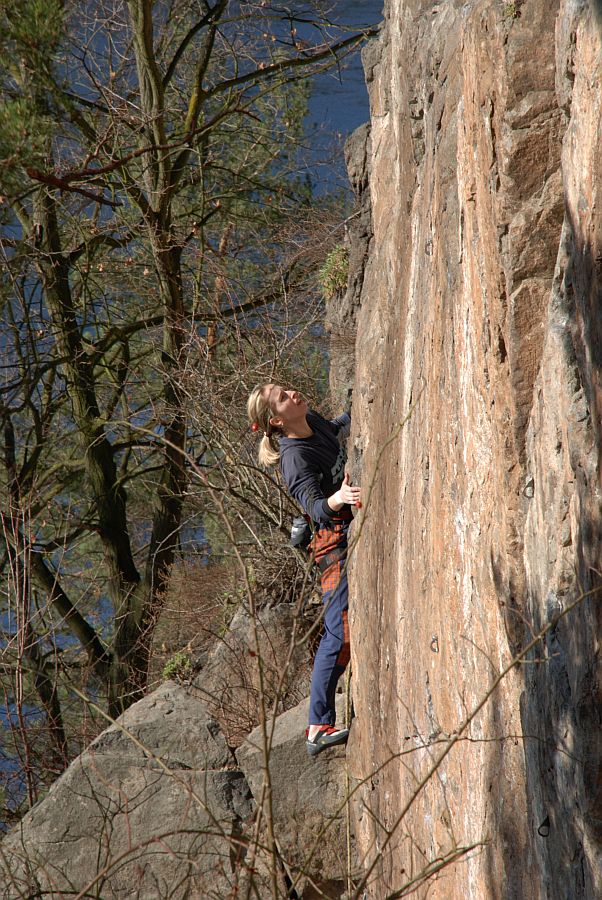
top-left (329, 473), bottom-right (362, 510)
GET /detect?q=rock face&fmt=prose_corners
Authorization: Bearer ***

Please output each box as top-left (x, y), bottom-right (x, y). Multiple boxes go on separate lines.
top-left (192, 604), bottom-right (313, 747)
top-left (347, 1), bottom-right (602, 897)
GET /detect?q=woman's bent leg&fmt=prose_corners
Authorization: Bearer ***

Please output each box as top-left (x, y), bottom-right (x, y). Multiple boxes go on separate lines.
top-left (308, 567), bottom-right (349, 725)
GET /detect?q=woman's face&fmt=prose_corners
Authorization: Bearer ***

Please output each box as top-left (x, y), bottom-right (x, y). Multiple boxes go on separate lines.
top-left (263, 384), bottom-right (308, 427)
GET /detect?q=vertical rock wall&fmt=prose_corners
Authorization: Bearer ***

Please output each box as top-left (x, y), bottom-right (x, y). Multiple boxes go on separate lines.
top-left (347, 1), bottom-right (602, 896)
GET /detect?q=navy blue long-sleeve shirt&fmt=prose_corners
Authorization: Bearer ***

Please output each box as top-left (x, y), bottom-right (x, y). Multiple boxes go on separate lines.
top-left (279, 410), bottom-right (351, 524)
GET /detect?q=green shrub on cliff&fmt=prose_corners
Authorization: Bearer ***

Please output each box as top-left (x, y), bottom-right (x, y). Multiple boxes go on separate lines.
top-left (502, 1), bottom-right (521, 19)
top-left (162, 651), bottom-right (192, 684)
top-left (318, 244), bottom-right (349, 300)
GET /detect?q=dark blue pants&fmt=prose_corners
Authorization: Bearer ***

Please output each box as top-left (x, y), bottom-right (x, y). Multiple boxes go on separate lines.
top-left (308, 519), bottom-right (351, 726)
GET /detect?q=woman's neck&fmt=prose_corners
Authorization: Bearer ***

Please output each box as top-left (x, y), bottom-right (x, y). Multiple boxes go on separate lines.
top-left (284, 416), bottom-right (313, 439)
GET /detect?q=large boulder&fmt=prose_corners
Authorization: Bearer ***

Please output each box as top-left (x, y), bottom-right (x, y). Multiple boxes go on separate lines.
top-left (236, 694), bottom-right (355, 899)
top-left (1, 684), bottom-right (361, 898)
top-left (0, 682), bottom-right (253, 899)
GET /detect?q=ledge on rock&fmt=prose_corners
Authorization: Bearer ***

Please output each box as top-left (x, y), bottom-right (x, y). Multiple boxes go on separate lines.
top-left (236, 694), bottom-right (355, 898)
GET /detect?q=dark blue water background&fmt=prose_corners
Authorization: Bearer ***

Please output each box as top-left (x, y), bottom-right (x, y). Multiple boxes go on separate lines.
top-left (304, 1), bottom-right (382, 191)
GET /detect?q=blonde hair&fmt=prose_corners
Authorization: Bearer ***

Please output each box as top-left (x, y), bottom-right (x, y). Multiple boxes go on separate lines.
top-left (247, 384), bottom-right (281, 467)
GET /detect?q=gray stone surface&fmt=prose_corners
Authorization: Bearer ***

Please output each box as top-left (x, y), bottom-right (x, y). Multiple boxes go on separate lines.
top-left (236, 694), bottom-right (355, 895)
top-left (0, 682), bottom-right (253, 899)
top-left (0, 684), bottom-right (356, 899)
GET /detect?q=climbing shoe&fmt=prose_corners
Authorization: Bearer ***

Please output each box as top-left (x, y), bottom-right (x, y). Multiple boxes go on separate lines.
top-left (305, 725), bottom-right (349, 757)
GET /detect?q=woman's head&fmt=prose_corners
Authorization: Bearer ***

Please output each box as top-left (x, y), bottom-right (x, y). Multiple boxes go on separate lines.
top-left (247, 383), bottom-right (308, 467)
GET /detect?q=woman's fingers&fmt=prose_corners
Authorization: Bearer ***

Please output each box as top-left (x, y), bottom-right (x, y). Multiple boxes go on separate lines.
top-left (339, 474), bottom-right (361, 507)
top-left (348, 486), bottom-right (362, 509)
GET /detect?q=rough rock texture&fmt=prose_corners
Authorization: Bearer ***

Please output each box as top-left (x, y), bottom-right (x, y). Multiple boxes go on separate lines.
top-left (237, 694), bottom-right (353, 898)
top-left (347, 1), bottom-right (602, 897)
top-left (0, 683), bottom-right (253, 898)
top-left (0, 680), bottom-right (351, 899)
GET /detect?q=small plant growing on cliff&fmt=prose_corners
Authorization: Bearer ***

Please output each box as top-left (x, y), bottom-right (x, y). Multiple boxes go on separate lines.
top-left (318, 244), bottom-right (349, 300)
top-left (502, 1), bottom-right (521, 20)
top-left (162, 651), bottom-right (192, 683)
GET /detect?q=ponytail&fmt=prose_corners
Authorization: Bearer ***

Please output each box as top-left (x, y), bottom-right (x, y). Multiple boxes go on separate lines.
top-left (247, 384), bottom-right (281, 467)
top-left (257, 433), bottom-right (281, 468)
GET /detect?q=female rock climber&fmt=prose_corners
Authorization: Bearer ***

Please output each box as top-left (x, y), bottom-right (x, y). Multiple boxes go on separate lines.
top-left (247, 384), bottom-right (361, 756)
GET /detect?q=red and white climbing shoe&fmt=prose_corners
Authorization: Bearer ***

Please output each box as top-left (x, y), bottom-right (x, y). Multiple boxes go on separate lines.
top-left (305, 725), bottom-right (349, 757)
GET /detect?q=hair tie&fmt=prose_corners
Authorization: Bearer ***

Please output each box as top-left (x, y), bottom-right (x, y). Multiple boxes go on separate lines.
top-left (251, 422), bottom-right (259, 432)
